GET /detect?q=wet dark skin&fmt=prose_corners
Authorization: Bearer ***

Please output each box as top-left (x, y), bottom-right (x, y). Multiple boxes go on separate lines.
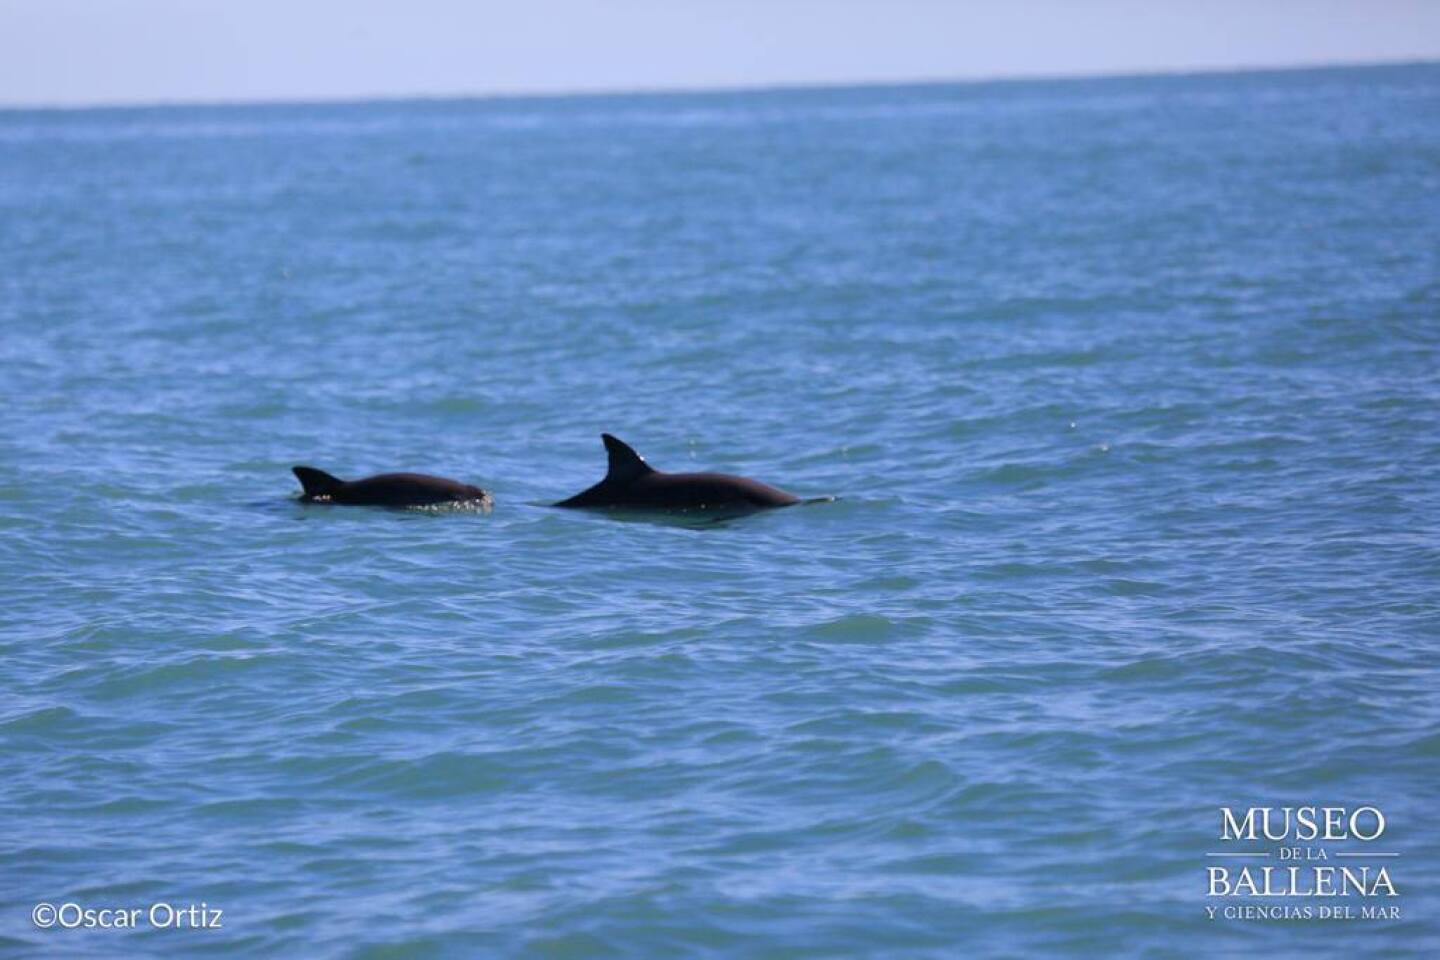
top-left (293, 466), bottom-right (490, 508)
top-left (555, 434), bottom-right (800, 514)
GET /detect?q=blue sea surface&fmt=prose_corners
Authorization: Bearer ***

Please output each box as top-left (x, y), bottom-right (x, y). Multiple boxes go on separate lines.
top-left (2, 64), bottom-right (1438, 957)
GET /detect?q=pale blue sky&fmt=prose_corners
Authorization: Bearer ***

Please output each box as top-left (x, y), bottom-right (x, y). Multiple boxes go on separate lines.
top-left (2, 0), bottom-right (1438, 107)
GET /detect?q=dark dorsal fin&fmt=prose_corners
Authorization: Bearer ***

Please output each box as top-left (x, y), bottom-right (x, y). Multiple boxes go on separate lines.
top-left (292, 465), bottom-right (344, 498)
top-left (601, 434), bottom-right (655, 483)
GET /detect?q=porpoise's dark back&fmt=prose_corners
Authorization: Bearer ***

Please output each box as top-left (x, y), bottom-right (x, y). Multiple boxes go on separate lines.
top-left (293, 467), bottom-right (490, 508)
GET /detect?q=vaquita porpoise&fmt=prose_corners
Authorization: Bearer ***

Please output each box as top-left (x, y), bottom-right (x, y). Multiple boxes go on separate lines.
top-left (554, 434), bottom-right (802, 514)
top-left (292, 466), bottom-right (492, 509)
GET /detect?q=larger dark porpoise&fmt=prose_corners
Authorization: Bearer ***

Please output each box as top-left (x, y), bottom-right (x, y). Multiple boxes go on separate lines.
top-left (555, 434), bottom-right (800, 513)
top-left (292, 466), bottom-right (491, 508)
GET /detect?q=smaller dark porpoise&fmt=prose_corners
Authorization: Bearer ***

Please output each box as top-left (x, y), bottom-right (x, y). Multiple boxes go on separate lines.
top-left (555, 434), bottom-right (801, 514)
top-left (292, 466), bottom-right (491, 509)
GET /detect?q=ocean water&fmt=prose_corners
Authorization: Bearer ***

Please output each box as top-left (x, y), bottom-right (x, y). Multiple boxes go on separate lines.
top-left (2, 63), bottom-right (1438, 957)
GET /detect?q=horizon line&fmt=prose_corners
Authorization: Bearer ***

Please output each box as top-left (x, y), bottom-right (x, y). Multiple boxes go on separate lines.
top-left (2, 55), bottom-right (1436, 115)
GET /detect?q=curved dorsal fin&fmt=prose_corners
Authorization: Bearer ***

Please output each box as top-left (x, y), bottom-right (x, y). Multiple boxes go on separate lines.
top-left (601, 434), bottom-right (654, 482)
top-left (292, 465), bottom-right (345, 497)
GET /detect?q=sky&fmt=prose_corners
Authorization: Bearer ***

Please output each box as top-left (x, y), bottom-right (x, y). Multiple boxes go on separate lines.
top-left (1, 0), bottom-right (1438, 108)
